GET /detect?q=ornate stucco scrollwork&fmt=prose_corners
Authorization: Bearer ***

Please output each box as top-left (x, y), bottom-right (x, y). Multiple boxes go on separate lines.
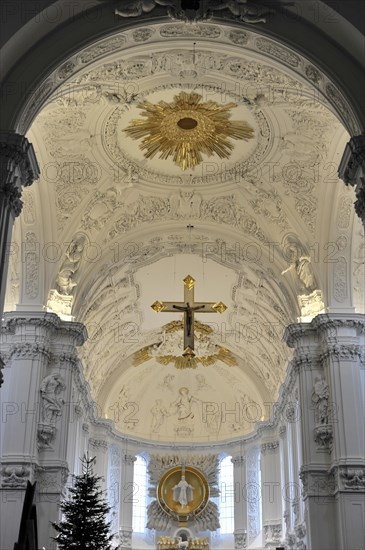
top-left (263, 523), bottom-right (282, 546)
top-left (1, 465), bottom-right (31, 488)
top-left (234, 530), bottom-right (247, 549)
top-left (340, 467), bottom-right (365, 490)
top-left (118, 528), bottom-right (132, 549)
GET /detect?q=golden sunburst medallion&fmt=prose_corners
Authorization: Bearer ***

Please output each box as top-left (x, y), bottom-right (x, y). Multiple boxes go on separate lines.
top-left (124, 92), bottom-right (254, 170)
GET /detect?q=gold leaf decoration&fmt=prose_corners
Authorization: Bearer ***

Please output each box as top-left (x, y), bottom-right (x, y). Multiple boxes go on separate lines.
top-left (124, 92), bottom-right (254, 170)
top-left (132, 321), bottom-right (237, 369)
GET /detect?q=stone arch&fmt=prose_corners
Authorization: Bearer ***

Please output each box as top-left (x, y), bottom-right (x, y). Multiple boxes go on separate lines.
top-left (1, 2), bottom-right (364, 136)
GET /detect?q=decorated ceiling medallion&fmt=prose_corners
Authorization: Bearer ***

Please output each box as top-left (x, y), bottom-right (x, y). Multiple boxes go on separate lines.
top-left (124, 92), bottom-right (254, 170)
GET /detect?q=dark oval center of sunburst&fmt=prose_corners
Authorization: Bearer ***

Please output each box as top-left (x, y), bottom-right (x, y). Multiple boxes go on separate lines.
top-left (177, 117), bottom-right (198, 130)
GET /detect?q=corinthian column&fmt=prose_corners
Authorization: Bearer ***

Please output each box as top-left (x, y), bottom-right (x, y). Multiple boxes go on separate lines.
top-left (119, 453), bottom-right (136, 550)
top-left (315, 314), bottom-right (365, 550)
top-left (338, 134), bottom-right (365, 228)
top-left (284, 314), bottom-right (365, 550)
top-left (0, 132), bottom-right (40, 386)
top-left (0, 311), bottom-right (86, 550)
top-left (260, 439), bottom-right (283, 548)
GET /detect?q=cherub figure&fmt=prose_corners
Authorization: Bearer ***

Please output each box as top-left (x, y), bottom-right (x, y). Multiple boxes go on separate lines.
top-left (208, 0), bottom-right (273, 23)
top-left (115, 0), bottom-right (175, 18)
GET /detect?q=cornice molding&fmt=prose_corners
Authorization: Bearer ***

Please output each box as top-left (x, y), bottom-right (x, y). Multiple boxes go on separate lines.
top-left (284, 314), bottom-right (365, 347)
top-left (2, 312), bottom-right (87, 345)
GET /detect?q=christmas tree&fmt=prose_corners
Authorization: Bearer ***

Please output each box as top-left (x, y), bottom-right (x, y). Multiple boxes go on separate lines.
top-left (51, 454), bottom-right (113, 549)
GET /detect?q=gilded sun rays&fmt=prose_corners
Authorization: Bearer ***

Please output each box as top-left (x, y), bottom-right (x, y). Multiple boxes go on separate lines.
top-left (124, 92), bottom-right (254, 170)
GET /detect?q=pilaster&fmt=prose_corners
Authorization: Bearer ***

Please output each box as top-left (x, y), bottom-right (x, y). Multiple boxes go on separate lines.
top-left (246, 446), bottom-right (260, 546)
top-left (279, 425), bottom-right (291, 543)
top-left (232, 455), bottom-right (247, 550)
top-left (89, 437), bottom-right (109, 493)
top-left (108, 444), bottom-right (122, 537)
top-left (260, 439), bottom-right (282, 548)
top-left (119, 453), bottom-right (136, 550)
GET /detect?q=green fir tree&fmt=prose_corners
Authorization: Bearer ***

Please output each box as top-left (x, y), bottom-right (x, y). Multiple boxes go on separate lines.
top-left (51, 454), bottom-right (113, 549)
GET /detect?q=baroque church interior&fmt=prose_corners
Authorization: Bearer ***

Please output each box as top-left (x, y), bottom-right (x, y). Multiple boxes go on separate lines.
top-left (0, 1), bottom-right (364, 549)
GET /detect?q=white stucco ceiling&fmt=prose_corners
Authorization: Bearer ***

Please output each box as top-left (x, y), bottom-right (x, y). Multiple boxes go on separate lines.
top-left (5, 20), bottom-right (363, 442)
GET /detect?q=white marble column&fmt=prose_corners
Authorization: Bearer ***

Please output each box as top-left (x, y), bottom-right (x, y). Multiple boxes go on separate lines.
top-left (316, 314), bottom-right (365, 550)
top-left (0, 133), bottom-right (40, 386)
top-left (0, 313), bottom-right (50, 548)
top-left (284, 313), bottom-right (365, 550)
top-left (37, 317), bottom-right (86, 549)
top-left (0, 311), bottom-right (86, 550)
top-left (108, 444), bottom-right (122, 538)
top-left (285, 320), bottom-right (335, 550)
top-left (260, 439), bottom-right (282, 549)
top-left (232, 455), bottom-right (247, 549)
top-left (119, 453), bottom-right (136, 550)
top-left (279, 425), bottom-right (290, 543)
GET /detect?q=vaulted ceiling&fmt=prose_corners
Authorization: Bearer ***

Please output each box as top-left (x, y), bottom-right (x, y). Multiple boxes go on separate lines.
top-left (5, 19), bottom-right (363, 442)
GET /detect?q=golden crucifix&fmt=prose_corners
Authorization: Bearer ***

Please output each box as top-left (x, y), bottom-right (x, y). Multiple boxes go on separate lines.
top-left (151, 275), bottom-right (227, 357)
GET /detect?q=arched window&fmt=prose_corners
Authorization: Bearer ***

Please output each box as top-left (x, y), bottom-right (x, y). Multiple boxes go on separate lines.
top-left (219, 455), bottom-right (235, 534)
top-left (132, 455), bottom-right (148, 533)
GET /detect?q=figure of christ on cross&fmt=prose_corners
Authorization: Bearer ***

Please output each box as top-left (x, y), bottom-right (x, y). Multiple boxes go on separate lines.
top-left (172, 302), bottom-right (205, 338)
top-left (151, 275), bottom-right (227, 356)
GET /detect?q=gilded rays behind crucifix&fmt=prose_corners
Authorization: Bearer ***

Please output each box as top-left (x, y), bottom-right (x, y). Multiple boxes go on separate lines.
top-left (124, 91), bottom-right (254, 170)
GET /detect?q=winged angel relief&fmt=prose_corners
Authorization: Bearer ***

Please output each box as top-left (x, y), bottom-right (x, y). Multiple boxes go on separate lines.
top-left (114, 0), bottom-right (273, 23)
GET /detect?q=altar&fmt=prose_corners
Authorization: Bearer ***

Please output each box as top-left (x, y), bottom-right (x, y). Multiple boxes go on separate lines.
top-left (157, 535), bottom-right (209, 550)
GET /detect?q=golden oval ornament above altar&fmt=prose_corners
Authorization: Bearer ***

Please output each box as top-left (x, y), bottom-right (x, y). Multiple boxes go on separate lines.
top-left (157, 465), bottom-right (209, 523)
